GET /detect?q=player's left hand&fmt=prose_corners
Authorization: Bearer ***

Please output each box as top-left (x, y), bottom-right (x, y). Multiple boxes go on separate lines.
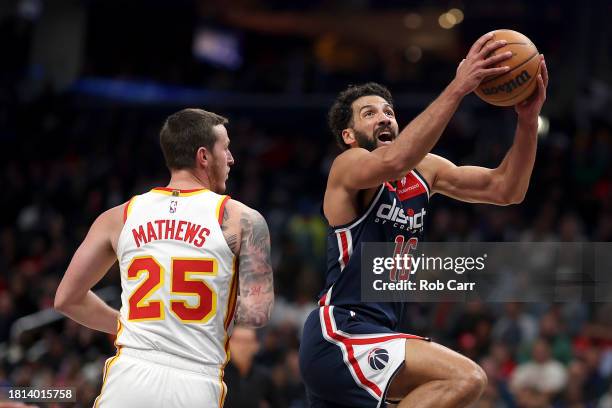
top-left (515, 55), bottom-right (548, 117)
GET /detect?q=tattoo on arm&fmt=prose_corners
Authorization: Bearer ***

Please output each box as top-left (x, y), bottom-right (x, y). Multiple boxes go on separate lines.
top-left (221, 204), bottom-right (240, 254)
top-left (234, 209), bottom-right (274, 327)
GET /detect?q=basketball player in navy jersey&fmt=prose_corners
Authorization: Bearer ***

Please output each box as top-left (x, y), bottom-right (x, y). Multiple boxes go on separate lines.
top-left (299, 33), bottom-right (548, 407)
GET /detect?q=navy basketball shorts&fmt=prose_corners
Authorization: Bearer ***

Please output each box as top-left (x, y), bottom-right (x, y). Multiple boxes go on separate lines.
top-left (299, 306), bottom-right (429, 408)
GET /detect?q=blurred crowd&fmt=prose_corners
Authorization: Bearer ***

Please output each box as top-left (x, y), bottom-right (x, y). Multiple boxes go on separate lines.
top-left (0, 89), bottom-right (610, 408)
top-left (1, 0), bottom-right (612, 407)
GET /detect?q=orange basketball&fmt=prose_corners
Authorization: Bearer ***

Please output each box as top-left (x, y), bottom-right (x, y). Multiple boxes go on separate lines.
top-left (474, 29), bottom-right (541, 107)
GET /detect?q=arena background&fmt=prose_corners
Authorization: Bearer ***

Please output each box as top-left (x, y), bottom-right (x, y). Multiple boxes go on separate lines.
top-left (1, 0), bottom-right (611, 407)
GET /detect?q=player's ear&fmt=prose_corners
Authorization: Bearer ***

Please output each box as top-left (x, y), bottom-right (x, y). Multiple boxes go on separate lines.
top-left (196, 147), bottom-right (209, 167)
top-left (342, 129), bottom-right (355, 146)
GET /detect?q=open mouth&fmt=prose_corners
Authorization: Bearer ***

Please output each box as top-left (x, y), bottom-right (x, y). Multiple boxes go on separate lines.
top-left (377, 131), bottom-right (393, 144)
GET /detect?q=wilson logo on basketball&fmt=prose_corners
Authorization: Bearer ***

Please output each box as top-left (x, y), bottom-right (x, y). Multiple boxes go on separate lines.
top-left (481, 70), bottom-right (532, 95)
top-left (367, 348), bottom-right (390, 370)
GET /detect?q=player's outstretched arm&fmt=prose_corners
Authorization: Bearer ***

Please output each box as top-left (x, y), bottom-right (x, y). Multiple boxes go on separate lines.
top-left (227, 201), bottom-right (274, 328)
top-left (54, 206), bottom-right (122, 334)
top-left (333, 32), bottom-right (513, 190)
top-left (425, 57), bottom-right (548, 205)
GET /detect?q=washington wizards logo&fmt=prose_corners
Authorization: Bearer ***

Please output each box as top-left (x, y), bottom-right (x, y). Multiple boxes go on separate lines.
top-left (367, 348), bottom-right (389, 370)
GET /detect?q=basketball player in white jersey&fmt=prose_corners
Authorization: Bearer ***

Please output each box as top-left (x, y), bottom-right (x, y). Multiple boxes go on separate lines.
top-left (54, 108), bottom-right (274, 407)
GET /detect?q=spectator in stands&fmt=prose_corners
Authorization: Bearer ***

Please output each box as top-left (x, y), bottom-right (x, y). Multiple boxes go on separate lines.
top-left (599, 384), bottom-right (612, 408)
top-left (511, 338), bottom-right (568, 405)
top-left (492, 303), bottom-right (538, 352)
top-left (479, 355), bottom-right (514, 408)
top-left (518, 311), bottom-right (572, 365)
top-left (224, 326), bottom-right (283, 408)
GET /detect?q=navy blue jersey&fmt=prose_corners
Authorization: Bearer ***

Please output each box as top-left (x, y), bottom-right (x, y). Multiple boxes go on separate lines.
top-left (319, 169), bottom-right (430, 331)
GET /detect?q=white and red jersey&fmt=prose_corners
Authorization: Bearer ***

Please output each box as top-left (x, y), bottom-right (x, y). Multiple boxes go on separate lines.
top-left (115, 187), bottom-right (238, 371)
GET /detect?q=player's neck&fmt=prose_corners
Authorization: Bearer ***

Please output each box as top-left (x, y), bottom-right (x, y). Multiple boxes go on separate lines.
top-left (166, 169), bottom-right (211, 191)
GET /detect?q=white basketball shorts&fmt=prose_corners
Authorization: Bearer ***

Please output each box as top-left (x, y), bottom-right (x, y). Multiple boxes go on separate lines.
top-left (94, 347), bottom-right (226, 408)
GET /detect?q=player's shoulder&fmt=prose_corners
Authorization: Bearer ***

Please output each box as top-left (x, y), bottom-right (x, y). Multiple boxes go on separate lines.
top-left (99, 202), bottom-right (126, 224)
top-left (332, 147), bottom-right (370, 167)
top-left (225, 199), bottom-right (266, 225)
top-left (87, 200), bottom-right (130, 239)
top-left (328, 148), bottom-right (370, 185)
top-left (106, 200), bottom-right (138, 225)
top-left (221, 199), bottom-right (269, 255)
top-left (415, 153), bottom-right (451, 190)
top-left (419, 153), bottom-right (447, 166)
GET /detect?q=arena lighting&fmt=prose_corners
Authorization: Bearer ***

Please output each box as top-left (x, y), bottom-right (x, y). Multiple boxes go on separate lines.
top-left (448, 8), bottom-right (464, 24)
top-left (403, 13), bottom-right (423, 29)
top-left (537, 115), bottom-right (550, 138)
top-left (445, 12), bottom-right (457, 25)
top-left (405, 45), bottom-right (423, 63)
top-left (17, 0), bottom-right (42, 20)
top-left (439, 9), bottom-right (464, 29)
top-left (438, 13), bottom-right (455, 29)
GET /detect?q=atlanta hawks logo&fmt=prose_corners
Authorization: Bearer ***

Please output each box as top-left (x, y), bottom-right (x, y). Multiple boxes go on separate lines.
top-left (367, 348), bottom-right (390, 370)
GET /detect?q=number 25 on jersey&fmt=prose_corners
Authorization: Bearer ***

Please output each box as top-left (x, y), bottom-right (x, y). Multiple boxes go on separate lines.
top-left (127, 256), bottom-right (217, 323)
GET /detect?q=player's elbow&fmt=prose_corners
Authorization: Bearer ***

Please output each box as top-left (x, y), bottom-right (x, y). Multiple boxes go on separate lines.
top-left (240, 298), bottom-right (274, 328)
top-left (510, 192), bottom-right (526, 205)
top-left (54, 292), bottom-right (69, 313)
top-left (491, 194), bottom-right (521, 206)
top-left (492, 177), bottom-right (526, 205)
top-left (251, 302), bottom-right (274, 328)
top-left (499, 189), bottom-right (526, 205)
top-left (241, 314), bottom-right (269, 329)
top-left (247, 316), bottom-right (270, 329)
top-left (381, 154), bottom-right (413, 181)
top-left (54, 285), bottom-right (77, 314)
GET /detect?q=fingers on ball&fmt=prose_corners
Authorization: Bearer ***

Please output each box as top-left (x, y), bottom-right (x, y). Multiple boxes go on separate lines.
top-left (471, 32), bottom-right (494, 54)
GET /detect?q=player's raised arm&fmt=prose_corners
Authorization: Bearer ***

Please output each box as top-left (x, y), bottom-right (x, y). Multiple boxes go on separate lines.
top-left (330, 32), bottom-right (513, 191)
top-left (424, 56), bottom-right (548, 205)
top-left (54, 205), bottom-right (122, 334)
top-left (223, 200), bottom-right (274, 328)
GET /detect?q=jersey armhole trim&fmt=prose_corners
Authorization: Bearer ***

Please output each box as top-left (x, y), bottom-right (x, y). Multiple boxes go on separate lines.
top-left (216, 195), bottom-right (231, 226)
top-left (332, 185), bottom-right (385, 232)
top-left (223, 257), bottom-right (239, 331)
top-left (122, 196), bottom-right (137, 224)
top-left (411, 169), bottom-right (430, 198)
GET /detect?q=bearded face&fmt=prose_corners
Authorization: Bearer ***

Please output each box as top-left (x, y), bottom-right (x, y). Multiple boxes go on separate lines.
top-left (346, 95), bottom-right (399, 151)
top-left (206, 125), bottom-right (234, 194)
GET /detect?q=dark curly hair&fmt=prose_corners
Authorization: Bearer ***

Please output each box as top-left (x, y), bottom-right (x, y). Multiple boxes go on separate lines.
top-left (328, 82), bottom-right (393, 150)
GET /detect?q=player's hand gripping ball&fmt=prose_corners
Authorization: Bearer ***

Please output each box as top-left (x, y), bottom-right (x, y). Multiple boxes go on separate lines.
top-left (474, 29), bottom-right (541, 106)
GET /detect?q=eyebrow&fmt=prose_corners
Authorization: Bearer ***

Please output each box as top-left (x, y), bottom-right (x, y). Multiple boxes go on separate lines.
top-left (358, 103), bottom-right (393, 113)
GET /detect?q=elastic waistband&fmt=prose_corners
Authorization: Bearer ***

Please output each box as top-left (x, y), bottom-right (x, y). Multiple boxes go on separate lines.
top-left (120, 347), bottom-right (222, 377)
